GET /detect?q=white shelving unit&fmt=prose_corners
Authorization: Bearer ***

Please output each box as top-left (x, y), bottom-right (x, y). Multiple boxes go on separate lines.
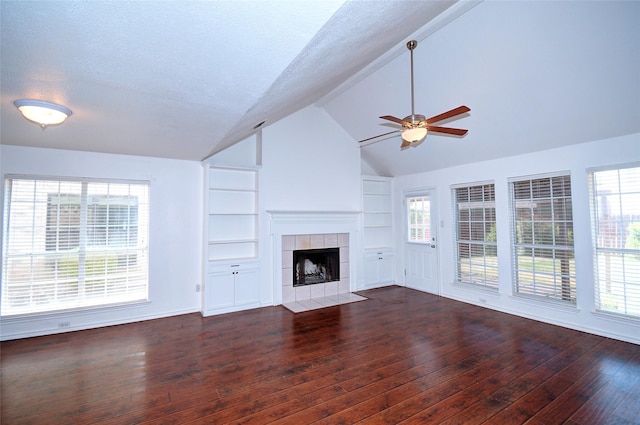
top-left (203, 165), bottom-right (260, 316)
top-left (362, 176), bottom-right (393, 250)
top-left (206, 166), bottom-right (258, 261)
top-left (362, 176), bottom-right (395, 288)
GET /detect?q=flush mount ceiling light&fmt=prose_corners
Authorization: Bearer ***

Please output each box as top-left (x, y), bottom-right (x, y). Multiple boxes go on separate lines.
top-left (14, 99), bottom-right (72, 129)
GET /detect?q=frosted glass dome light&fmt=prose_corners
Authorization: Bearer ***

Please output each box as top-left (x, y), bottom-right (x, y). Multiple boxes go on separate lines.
top-left (14, 99), bottom-right (72, 129)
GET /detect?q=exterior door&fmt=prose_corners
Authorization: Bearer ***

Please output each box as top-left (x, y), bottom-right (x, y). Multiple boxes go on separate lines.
top-left (404, 190), bottom-right (439, 294)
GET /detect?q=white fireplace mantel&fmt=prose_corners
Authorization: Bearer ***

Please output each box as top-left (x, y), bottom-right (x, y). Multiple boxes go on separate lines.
top-left (267, 211), bottom-right (362, 235)
top-left (267, 210), bottom-right (362, 305)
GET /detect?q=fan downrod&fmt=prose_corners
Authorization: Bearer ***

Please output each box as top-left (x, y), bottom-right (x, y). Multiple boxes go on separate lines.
top-left (356, 38), bottom-right (470, 148)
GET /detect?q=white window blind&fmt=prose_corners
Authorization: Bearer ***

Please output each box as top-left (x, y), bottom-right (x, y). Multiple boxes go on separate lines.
top-left (2, 176), bottom-right (150, 316)
top-left (589, 165), bottom-right (640, 318)
top-left (510, 174), bottom-right (575, 303)
top-left (454, 183), bottom-right (499, 290)
top-left (407, 196), bottom-right (431, 244)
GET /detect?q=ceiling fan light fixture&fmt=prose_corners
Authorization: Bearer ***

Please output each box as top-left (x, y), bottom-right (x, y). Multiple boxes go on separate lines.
top-left (14, 99), bottom-right (72, 129)
top-left (357, 38), bottom-right (469, 148)
top-left (401, 127), bottom-right (427, 143)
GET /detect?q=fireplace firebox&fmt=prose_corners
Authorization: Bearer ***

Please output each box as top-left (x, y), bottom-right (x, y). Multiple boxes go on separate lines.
top-left (293, 247), bottom-right (340, 287)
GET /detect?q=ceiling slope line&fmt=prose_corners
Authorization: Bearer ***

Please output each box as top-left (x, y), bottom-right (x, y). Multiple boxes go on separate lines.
top-left (315, 0), bottom-right (482, 108)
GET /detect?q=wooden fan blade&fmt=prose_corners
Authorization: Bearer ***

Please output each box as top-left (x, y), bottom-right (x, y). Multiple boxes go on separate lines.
top-left (427, 125), bottom-right (468, 136)
top-left (380, 115), bottom-right (410, 126)
top-left (425, 105), bottom-right (470, 124)
top-left (357, 130), bottom-right (400, 144)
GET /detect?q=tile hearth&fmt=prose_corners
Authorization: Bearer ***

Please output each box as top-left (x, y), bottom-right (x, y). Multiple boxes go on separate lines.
top-left (283, 293), bottom-right (367, 313)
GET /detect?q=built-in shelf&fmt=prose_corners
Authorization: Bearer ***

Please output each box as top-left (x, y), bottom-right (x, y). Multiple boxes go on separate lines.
top-left (202, 164), bottom-right (261, 316)
top-left (362, 176), bottom-right (393, 251)
top-left (206, 166), bottom-right (258, 262)
top-left (362, 176), bottom-right (395, 288)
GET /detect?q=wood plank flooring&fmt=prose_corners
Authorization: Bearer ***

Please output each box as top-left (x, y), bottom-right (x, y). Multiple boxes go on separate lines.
top-left (2, 286), bottom-right (639, 424)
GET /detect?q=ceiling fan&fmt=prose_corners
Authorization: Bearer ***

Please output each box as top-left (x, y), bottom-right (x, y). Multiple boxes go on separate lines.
top-left (358, 40), bottom-right (470, 150)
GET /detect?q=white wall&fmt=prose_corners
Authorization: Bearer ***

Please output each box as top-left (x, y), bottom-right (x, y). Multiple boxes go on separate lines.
top-left (258, 105), bottom-right (362, 304)
top-left (0, 145), bottom-right (203, 340)
top-left (393, 133), bottom-right (640, 344)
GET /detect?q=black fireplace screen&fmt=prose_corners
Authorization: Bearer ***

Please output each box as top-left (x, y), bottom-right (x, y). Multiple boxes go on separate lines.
top-left (293, 247), bottom-right (340, 287)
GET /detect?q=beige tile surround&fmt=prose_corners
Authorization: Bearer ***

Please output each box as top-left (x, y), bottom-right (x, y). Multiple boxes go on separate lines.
top-left (281, 233), bottom-right (350, 304)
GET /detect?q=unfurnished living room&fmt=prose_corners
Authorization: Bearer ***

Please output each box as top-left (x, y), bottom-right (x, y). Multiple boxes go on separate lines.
top-left (1, 1), bottom-right (639, 424)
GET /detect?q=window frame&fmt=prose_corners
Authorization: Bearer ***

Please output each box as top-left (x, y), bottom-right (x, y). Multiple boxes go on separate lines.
top-left (452, 181), bottom-right (499, 290)
top-left (508, 172), bottom-right (576, 305)
top-left (406, 194), bottom-right (433, 244)
top-left (2, 175), bottom-right (151, 317)
top-left (588, 163), bottom-right (640, 319)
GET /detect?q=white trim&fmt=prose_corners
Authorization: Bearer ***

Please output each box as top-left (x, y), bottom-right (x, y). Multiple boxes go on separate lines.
top-left (450, 179), bottom-right (496, 190)
top-left (591, 309), bottom-right (640, 325)
top-left (0, 306), bottom-right (198, 341)
top-left (441, 291), bottom-right (639, 345)
top-left (0, 299), bottom-right (150, 320)
top-left (507, 169), bottom-right (572, 183)
top-left (204, 163), bottom-right (261, 171)
top-left (586, 161), bottom-right (640, 174)
top-left (4, 173), bottom-right (151, 185)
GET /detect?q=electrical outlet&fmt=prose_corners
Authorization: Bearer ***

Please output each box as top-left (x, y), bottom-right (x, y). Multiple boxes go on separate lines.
top-left (58, 321), bottom-right (71, 328)
top-left (196, 284), bottom-right (201, 293)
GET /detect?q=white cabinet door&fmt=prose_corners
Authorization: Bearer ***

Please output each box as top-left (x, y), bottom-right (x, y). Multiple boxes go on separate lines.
top-left (364, 255), bottom-right (381, 287)
top-left (206, 272), bottom-right (235, 311)
top-left (378, 253), bottom-right (395, 284)
top-left (203, 262), bottom-right (260, 316)
top-left (234, 267), bottom-right (259, 306)
top-left (363, 251), bottom-right (395, 288)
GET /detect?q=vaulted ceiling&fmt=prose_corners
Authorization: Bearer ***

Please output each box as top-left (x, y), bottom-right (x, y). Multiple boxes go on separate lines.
top-left (2, 1), bottom-right (639, 177)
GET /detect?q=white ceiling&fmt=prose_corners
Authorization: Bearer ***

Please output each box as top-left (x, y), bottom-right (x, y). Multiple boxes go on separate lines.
top-left (323, 0), bottom-right (640, 176)
top-left (2, 1), bottom-right (639, 177)
top-left (1, 0), bottom-right (459, 161)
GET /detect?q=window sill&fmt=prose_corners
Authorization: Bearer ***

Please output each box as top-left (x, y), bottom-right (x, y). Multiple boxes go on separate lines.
top-left (1, 299), bottom-right (150, 322)
top-left (509, 294), bottom-right (580, 314)
top-left (591, 310), bottom-right (640, 325)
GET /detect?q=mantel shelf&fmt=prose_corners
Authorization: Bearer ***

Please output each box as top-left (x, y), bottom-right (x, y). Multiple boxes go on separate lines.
top-left (209, 238), bottom-right (258, 245)
top-left (267, 210), bottom-right (362, 215)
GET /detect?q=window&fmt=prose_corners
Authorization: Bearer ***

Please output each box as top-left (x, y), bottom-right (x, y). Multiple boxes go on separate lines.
top-left (510, 174), bottom-right (575, 303)
top-left (2, 176), bottom-right (150, 316)
top-left (407, 195), bottom-right (431, 243)
top-left (453, 183), bottom-right (498, 289)
top-left (589, 165), bottom-right (640, 318)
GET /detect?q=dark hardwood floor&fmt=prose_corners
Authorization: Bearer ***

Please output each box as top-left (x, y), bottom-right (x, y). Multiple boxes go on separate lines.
top-left (2, 286), bottom-right (639, 424)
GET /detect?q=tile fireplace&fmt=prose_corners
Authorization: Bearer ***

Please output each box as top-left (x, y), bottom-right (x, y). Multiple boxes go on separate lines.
top-left (267, 211), bottom-right (362, 307)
